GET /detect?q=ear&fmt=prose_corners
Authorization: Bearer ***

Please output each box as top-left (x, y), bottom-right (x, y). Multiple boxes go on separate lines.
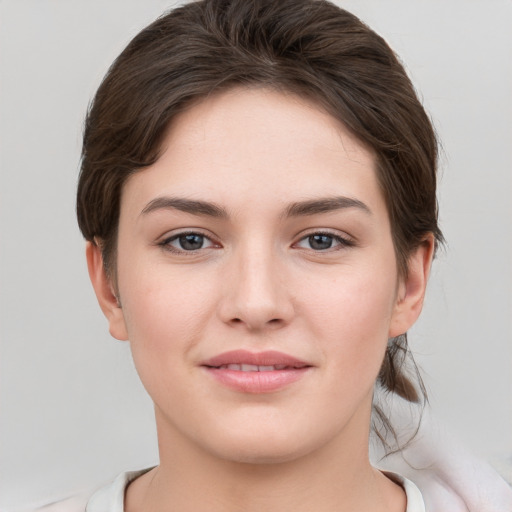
top-left (85, 241), bottom-right (128, 341)
top-left (389, 234), bottom-right (435, 338)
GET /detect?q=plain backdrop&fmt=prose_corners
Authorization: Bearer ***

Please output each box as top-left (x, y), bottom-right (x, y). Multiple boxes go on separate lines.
top-left (1, 0), bottom-right (511, 509)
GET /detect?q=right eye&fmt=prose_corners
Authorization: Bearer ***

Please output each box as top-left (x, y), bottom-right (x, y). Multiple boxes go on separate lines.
top-left (160, 232), bottom-right (217, 253)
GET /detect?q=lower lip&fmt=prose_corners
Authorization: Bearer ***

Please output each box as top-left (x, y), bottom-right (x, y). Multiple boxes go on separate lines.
top-left (203, 367), bottom-right (311, 393)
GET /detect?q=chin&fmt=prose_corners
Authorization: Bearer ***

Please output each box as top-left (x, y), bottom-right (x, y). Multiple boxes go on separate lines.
top-left (218, 443), bottom-right (311, 466)
top-left (201, 424), bottom-right (325, 466)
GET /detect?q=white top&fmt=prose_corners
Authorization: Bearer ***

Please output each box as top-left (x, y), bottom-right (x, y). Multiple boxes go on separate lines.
top-left (85, 468), bottom-right (425, 512)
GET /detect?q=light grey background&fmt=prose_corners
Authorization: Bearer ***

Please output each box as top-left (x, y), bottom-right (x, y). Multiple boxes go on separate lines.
top-left (1, 0), bottom-right (511, 509)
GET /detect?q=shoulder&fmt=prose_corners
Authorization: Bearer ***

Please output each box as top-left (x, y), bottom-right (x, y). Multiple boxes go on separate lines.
top-left (383, 471), bottom-right (426, 512)
top-left (377, 433), bottom-right (512, 512)
top-left (84, 468), bottom-right (152, 512)
top-left (32, 468), bottom-right (154, 512)
top-left (30, 493), bottom-right (90, 512)
top-left (374, 404), bottom-right (512, 512)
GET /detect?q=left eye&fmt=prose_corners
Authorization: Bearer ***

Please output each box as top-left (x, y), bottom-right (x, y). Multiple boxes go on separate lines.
top-left (295, 233), bottom-right (350, 251)
top-left (162, 233), bottom-right (216, 252)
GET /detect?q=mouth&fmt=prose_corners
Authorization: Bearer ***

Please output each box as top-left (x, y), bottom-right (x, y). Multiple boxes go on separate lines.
top-left (202, 349), bottom-right (310, 368)
top-left (201, 350), bottom-right (312, 393)
top-left (210, 363), bottom-right (307, 371)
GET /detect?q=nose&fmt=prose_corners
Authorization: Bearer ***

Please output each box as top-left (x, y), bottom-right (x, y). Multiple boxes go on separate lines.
top-left (218, 244), bottom-right (294, 332)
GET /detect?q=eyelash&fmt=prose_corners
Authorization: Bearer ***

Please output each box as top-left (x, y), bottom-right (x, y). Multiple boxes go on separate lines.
top-left (158, 229), bottom-right (355, 255)
top-left (158, 231), bottom-right (219, 254)
top-left (293, 231), bottom-right (355, 252)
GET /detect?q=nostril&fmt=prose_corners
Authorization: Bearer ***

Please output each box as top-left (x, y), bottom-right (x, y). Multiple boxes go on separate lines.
top-left (228, 317), bottom-right (283, 329)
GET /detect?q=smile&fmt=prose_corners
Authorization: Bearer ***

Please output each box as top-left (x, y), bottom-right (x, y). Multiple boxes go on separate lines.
top-left (201, 350), bottom-right (312, 393)
top-left (214, 364), bottom-right (302, 371)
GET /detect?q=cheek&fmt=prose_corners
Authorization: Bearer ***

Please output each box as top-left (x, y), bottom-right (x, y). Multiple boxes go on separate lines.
top-left (300, 264), bottom-right (397, 376)
top-left (303, 261), bottom-right (396, 327)
top-left (117, 262), bottom-right (217, 364)
top-left (118, 268), bottom-right (219, 410)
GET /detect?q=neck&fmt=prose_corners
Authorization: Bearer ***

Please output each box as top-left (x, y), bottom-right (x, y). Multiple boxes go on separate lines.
top-left (126, 407), bottom-right (405, 512)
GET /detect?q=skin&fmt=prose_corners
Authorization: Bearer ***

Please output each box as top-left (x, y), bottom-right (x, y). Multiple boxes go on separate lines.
top-left (87, 88), bottom-right (434, 511)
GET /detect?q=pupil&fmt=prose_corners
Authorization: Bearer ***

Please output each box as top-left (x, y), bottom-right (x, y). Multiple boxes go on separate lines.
top-left (180, 234), bottom-right (204, 250)
top-left (309, 234), bottom-right (333, 250)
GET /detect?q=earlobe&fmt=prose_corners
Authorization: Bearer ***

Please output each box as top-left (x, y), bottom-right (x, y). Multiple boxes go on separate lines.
top-left (85, 241), bottom-right (129, 341)
top-left (389, 235), bottom-right (435, 338)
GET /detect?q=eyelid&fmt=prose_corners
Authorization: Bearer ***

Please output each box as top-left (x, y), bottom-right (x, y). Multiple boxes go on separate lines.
top-left (293, 229), bottom-right (356, 250)
top-left (157, 229), bottom-right (221, 253)
top-left (155, 227), bottom-right (355, 254)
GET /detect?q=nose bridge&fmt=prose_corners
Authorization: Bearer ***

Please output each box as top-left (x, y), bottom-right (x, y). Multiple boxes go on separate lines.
top-left (220, 236), bottom-right (292, 330)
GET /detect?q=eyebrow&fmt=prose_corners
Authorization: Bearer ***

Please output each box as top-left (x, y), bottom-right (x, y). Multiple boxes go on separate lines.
top-left (140, 195), bottom-right (371, 219)
top-left (141, 197), bottom-right (228, 218)
top-left (284, 196), bottom-right (372, 217)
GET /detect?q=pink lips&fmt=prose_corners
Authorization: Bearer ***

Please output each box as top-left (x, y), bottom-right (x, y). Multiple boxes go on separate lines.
top-left (201, 350), bottom-right (312, 393)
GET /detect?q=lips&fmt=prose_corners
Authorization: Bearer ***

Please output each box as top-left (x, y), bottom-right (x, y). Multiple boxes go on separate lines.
top-left (201, 350), bottom-right (312, 393)
top-left (202, 350), bottom-right (310, 369)
top-left (215, 363), bottom-right (294, 371)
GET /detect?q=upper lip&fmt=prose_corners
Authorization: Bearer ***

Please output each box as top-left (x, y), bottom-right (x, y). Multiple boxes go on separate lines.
top-left (202, 350), bottom-right (310, 368)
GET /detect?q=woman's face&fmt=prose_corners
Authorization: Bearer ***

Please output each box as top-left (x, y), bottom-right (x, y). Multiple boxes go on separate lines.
top-left (92, 88), bottom-right (427, 464)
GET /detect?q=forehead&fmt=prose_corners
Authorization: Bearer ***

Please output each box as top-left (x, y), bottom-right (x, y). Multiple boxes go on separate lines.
top-left (165, 87), bottom-right (372, 171)
top-left (121, 87), bottom-right (385, 219)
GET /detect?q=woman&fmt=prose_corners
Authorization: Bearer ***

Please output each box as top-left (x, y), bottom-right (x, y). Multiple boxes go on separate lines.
top-left (75, 0), bottom-right (511, 510)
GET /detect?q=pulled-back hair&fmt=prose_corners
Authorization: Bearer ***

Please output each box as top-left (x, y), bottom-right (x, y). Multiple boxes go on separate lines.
top-left (77, 0), bottom-right (443, 447)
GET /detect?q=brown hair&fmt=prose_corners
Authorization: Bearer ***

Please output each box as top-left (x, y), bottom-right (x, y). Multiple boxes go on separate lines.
top-left (77, 0), bottom-right (443, 446)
